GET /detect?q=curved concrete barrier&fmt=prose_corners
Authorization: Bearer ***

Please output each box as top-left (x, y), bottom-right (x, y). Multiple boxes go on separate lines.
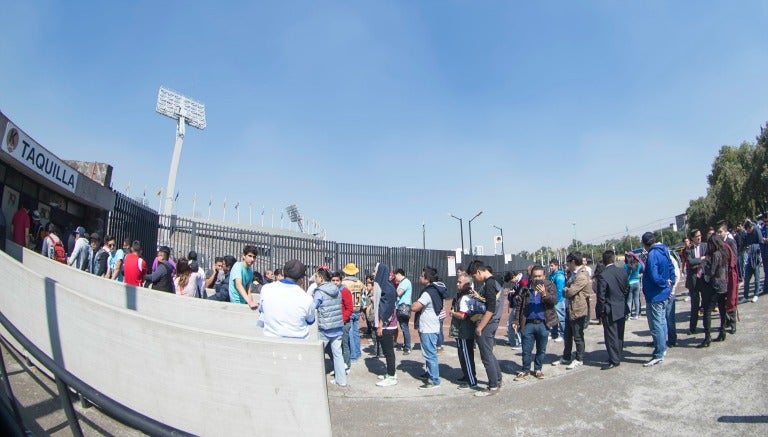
top-left (0, 245), bottom-right (331, 436)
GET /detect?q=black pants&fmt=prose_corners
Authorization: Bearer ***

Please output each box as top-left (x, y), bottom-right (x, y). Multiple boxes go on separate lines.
top-left (602, 317), bottom-right (625, 365)
top-left (563, 315), bottom-right (586, 362)
top-left (475, 321), bottom-right (501, 388)
top-left (689, 280), bottom-right (703, 332)
top-left (378, 329), bottom-right (396, 377)
top-left (701, 289), bottom-right (727, 337)
top-left (456, 337), bottom-right (477, 386)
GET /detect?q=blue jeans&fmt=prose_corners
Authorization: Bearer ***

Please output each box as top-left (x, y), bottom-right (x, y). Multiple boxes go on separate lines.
top-left (552, 300), bottom-right (566, 338)
top-left (349, 313), bottom-right (361, 360)
top-left (521, 322), bottom-right (549, 372)
top-left (738, 251), bottom-right (747, 281)
top-left (319, 331), bottom-right (346, 386)
top-left (647, 300), bottom-right (668, 360)
top-left (666, 294), bottom-right (677, 346)
top-left (507, 308), bottom-right (521, 346)
top-left (627, 283), bottom-right (641, 318)
top-left (399, 319), bottom-right (411, 351)
top-left (419, 332), bottom-right (440, 385)
top-left (437, 317), bottom-right (444, 348)
top-left (342, 322), bottom-right (351, 367)
top-left (744, 261), bottom-right (761, 299)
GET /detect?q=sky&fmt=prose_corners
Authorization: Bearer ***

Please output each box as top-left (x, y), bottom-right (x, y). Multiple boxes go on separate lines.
top-left (1, 1), bottom-right (767, 253)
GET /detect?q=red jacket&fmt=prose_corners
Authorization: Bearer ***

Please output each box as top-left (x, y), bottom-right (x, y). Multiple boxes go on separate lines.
top-left (341, 286), bottom-right (353, 323)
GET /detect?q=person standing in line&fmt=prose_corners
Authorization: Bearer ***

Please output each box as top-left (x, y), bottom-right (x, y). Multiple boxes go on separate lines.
top-left (122, 241), bottom-right (147, 287)
top-left (394, 268), bottom-right (413, 355)
top-left (449, 272), bottom-right (478, 388)
top-left (208, 255), bottom-right (236, 301)
top-left (641, 232), bottom-right (676, 367)
top-left (174, 258), bottom-right (200, 297)
top-left (686, 229), bottom-right (707, 334)
top-left (759, 214), bottom-right (768, 296)
top-left (88, 233), bottom-right (109, 277)
top-left (411, 266), bottom-right (447, 390)
top-left (228, 245), bottom-right (259, 308)
top-left (624, 254), bottom-right (643, 320)
top-left (514, 265), bottom-right (557, 381)
top-left (548, 259), bottom-right (567, 342)
top-left (257, 259), bottom-right (315, 339)
top-left (145, 246), bottom-right (174, 293)
top-left (106, 236), bottom-right (126, 281)
top-left (333, 271), bottom-right (353, 373)
top-left (466, 260), bottom-right (504, 397)
top-left (743, 220), bottom-right (762, 303)
top-left (505, 271), bottom-right (523, 349)
top-left (374, 263), bottom-right (399, 387)
top-left (341, 262), bottom-right (365, 363)
top-left (698, 234), bottom-right (728, 348)
top-left (10, 202), bottom-right (31, 248)
top-left (596, 250), bottom-right (629, 370)
top-left (312, 268), bottom-right (347, 387)
top-left (41, 223), bottom-right (63, 260)
top-left (717, 223), bottom-right (740, 334)
top-left (67, 226), bottom-right (90, 270)
top-left (365, 275), bottom-right (384, 358)
top-left (558, 252), bottom-right (592, 370)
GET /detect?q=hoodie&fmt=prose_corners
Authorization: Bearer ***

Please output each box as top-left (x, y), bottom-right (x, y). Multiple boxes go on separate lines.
top-left (642, 243), bottom-right (676, 303)
top-left (548, 269), bottom-right (567, 303)
top-left (375, 263), bottom-right (397, 328)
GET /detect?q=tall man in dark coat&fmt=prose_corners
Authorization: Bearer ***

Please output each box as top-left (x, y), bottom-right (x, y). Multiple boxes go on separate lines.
top-left (596, 250), bottom-right (628, 370)
top-left (685, 229), bottom-right (707, 334)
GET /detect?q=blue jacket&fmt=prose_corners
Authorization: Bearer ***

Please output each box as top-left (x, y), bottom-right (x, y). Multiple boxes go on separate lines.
top-left (641, 243), bottom-right (676, 303)
top-left (548, 269), bottom-right (566, 303)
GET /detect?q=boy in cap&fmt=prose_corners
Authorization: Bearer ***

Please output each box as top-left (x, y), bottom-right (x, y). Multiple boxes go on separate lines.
top-left (342, 262), bottom-right (365, 361)
top-left (258, 259), bottom-right (316, 339)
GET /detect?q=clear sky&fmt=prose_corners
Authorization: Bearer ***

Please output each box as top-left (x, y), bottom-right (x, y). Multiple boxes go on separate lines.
top-left (1, 1), bottom-right (767, 253)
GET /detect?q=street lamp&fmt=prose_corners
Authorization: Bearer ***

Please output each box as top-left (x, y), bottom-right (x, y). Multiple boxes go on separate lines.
top-left (491, 224), bottom-right (504, 258)
top-left (448, 213), bottom-right (465, 255)
top-left (572, 222), bottom-right (577, 249)
top-left (468, 210), bottom-right (483, 255)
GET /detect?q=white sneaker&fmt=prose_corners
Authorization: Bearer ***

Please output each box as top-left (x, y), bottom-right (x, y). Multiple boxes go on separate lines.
top-left (565, 360), bottom-right (583, 370)
top-left (752, 296), bottom-right (759, 303)
top-left (553, 337), bottom-right (563, 343)
top-left (375, 376), bottom-right (398, 387)
top-left (377, 374), bottom-right (386, 380)
top-left (330, 379), bottom-right (347, 387)
top-left (643, 357), bottom-right (663, 367)
top-left (553, 358), bottom-right (569, 366)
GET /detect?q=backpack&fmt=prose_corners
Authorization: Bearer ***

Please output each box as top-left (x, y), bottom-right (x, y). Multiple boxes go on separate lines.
top-left (48, 235), bottom-right (66, 263)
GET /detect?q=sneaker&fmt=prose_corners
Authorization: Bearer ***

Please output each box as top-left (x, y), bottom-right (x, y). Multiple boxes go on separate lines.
top-left (418, 382), bottom-right (440, 390)
top-left (643, 357), bottom-right (664, 367)
top-left (553, 337), bottom-right (563, 343)
top-left (554, 358), bottom-right (570, 366)
top-left (346, 367), bottom-right (351, 375)
top-left (474, 386), bottom-right (500, 397)
top-left (630, 316), bottom-right (638, 320)
top-left (565, 360), bottom-right (583, 370)
top-left (456, 376), bottom-right (468, 383)
top-left (376, 376), bottom-right (398, 387)
top-left (457, 383), bottom-right (478, 390)
top-left (513, 372), bottom-right (529, 381)
top-left (511, 345), bottom-right (522, 350)
top-left (330, 379), bottom-right (347, 387)
top-left (418, 372), bottom-right (430, 380)
top-left (752, 295), bottom-right (759, 303)
top-left (403, 349), bottom-right (411, 355)
top-left (377, 374), bottom-right (387, 380)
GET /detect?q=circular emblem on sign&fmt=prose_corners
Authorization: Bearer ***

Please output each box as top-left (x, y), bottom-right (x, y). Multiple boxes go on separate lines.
top-left (6, 128), bottom-right (19, 153)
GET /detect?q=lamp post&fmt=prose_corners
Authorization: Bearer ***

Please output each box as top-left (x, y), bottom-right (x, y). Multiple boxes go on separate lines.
top-left (572, 222), bottom-right (577, 249)
top-left (448, 213), bottom-right (465, 255)
top-left (422, 221), bottom-right (426, 249)
top-left (492, 224), bottom-right (504, 257)
top-left (468, 210), bottom-right (483, 256)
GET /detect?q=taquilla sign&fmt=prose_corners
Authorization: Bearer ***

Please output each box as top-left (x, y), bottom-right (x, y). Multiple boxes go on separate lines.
top-left (1, 121), bottom-right (78, 193)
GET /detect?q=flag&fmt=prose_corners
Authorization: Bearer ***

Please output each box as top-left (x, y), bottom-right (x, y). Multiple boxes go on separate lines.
top-left (208, 195), bottom-right (212, 207)
top-left (223, 198), bottom-right (227, 209)
top-left (156, 188), bottom-right (162, 196)
top-left (261, 206), bottom-right (265, 216)
top-left (235, 201), bottom-right (240, 210)
top-left (174, 191), bottom-right (179, 201)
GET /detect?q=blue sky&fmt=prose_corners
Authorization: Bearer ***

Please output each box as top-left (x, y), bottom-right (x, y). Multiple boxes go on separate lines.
top-left (1, 1), bottom-right (767, 253)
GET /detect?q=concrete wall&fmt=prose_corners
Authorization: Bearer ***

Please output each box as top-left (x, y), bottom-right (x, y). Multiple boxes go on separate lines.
top-left (0, 244), bottom-right (331, 436)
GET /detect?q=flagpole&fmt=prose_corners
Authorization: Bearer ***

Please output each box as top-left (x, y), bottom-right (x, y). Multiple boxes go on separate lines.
top-left (261, 206), bottom-right (265, 227)
top-left (223, 198), bottom-right (227, 222)
top-left (236, 202), bottom-right (240, 224)
top-left (157, 188), bottom-right (163, 213)
top-left (271, 208), bottom-right (275, 228)
top-left (192, 193), bottom-right (197, 218)
top-left (249, 203), bottom-right (253, 225)
top-left (208, 195), bottom-right (212, 220)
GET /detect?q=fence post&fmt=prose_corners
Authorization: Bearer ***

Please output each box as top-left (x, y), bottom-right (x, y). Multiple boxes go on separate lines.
top-left (191, 221), bottom-right (197, 253)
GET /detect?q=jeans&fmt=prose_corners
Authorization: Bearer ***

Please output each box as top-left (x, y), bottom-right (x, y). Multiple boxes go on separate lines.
top-left (521, 322), bottom-right (549, 372)
top-left (437, 317), bottom-right (445, 348)
top-left (744, 262), bottom-right (761, 299)
top-left (456, 337), bottom-right (477, 386)
top-left (507, 307), bottom-right (521, 346)
top-left (563, 314), bottom-right (586, 362)
top-left (550, 301), bottom-right (565, 339)
top-left (398, 319), bottom-right (411, 351)
top-left (319, 331), bottom-right (346, 386)
top-left (349, 313), bottom-right (361, 360)
top-left (738, 251), bottom-right (747, 281)
top-left (419, 332), bottom-right (440, 385)
top-left (665, 294), bottom-right (677, 346)
top-left (647, 300), bottom-right (668, 360)
top-left (626, 282), bottom-right (641, 318)
top-left (342, 322), bottom-right (351, 367)
top-left (475, 321), bottom-right (501, 388)
top-left (378, 329), bottom-right (396, 377)
top-left (762, 249), bottom-right (768, 293)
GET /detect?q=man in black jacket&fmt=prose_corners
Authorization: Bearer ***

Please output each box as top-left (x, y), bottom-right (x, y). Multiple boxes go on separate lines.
top-left (686, 229), bottom-right (707, 334)
top-left (145, 246), bottom-right (174, 293)
top-left (596, 250), bottom-right (629, 370)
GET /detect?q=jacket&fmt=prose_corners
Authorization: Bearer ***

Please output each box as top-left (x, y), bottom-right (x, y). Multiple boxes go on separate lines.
top-left (596, 264), bottom-right (629, 322)
top-left (564, 267), bottom-right (592, 320)
top-left (642, 243), bottom-right (676, 303)
top-left (146, 261), bottom-right (174, 293)
top-left (516, 279), bottom-right (558, 330)
top-left (548, 269), bottom-right (567, 303)
top-left (375, 264), bottom-right (396, 327)
top-left (316, 282), bottom-right (343, 331)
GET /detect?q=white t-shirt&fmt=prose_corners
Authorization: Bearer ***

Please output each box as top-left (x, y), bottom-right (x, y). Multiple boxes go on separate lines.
top-left (258, 280), bottom-right (315, 339)
top-left (417, 290), bottom-right (439, 334)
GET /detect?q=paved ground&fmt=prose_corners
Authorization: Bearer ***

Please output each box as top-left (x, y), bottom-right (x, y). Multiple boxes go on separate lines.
top-left (2, 282), bottom-right (766, 436)
top-left (328, 283), bottom-right (768, 436)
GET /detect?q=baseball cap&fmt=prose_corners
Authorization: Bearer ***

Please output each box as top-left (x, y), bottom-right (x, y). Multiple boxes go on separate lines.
top-left (75, 226), bottom-right (86, 235)
top-left (283, 259), bottom-right (307, 280)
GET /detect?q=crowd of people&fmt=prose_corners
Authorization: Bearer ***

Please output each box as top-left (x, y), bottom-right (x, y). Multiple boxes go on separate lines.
top-left (11, 198), bottom-right (768, 397)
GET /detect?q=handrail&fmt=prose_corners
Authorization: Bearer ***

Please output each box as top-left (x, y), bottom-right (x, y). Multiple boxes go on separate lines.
top-left (0, 311), bottom-right (195, 437)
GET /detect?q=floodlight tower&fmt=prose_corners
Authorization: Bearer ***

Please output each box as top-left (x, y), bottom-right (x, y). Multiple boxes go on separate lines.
top-left (286, 204), bottom-right (304, 233)
top-left (156, 87), bottom-right (206, 218)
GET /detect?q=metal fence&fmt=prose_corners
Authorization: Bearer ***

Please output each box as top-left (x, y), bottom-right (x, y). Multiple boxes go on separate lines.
top-left (106, 192), bottom-right (159, 264)
top-left (158, 215), bottom-right (532, 298)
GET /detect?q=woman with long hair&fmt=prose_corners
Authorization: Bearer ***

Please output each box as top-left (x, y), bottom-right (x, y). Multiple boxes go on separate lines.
top-left (174, 258), bottom-right (197, 297)
top-left (699, 234), bottom-right (728, 348)
top-left (624, 254), bottom-right (643, 320)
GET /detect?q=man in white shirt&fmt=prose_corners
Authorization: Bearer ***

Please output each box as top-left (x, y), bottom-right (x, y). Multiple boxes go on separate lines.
top-left (258, 259), bottom-right (316, 339)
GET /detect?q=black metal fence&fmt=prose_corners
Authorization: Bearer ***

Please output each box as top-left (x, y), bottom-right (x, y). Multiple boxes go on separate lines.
top-left (158, 215), bottom-right (532, 297)
top-left (107, 192), bottom-right (159, 264)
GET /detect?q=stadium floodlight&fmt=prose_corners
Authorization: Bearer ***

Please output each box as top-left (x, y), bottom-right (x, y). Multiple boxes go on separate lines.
top-left (285, 204), bottom-right (304, 232)
top-left (156, 86), bottom-right (206, 219)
